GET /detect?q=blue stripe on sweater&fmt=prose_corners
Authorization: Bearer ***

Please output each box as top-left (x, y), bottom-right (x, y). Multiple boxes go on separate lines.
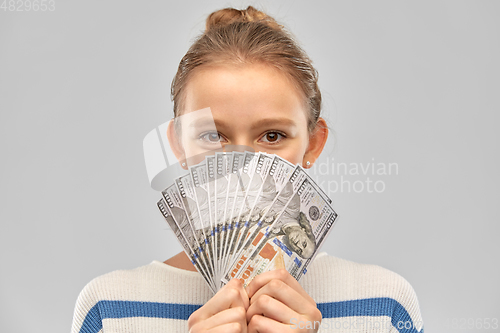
top-left (317, 297), bottom-right (423, 333)
top-left (79, 302), bottom-right (201, 333)
top-left (79, 297), bottom-right (422, 333)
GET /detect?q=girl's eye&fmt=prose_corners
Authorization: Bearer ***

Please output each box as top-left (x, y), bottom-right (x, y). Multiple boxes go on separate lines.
top-left (199, 132), bottom-right (225, 144)
top-left (260, 131), bottom-right (285, 143)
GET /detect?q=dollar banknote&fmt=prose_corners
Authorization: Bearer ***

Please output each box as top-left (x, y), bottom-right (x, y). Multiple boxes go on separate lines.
top-left (161, 183), bottom-right (214, 289)
top-left (225, 154), bottom-right (296, 271)
top-left (227, 153), bottom-right (274, 265)
top-left (222, 151), bottom-right (258, 271)
top-left (175, 171), bottom-right (215, 278)
top-left (219, 152), bottom-right (245, 276)
top-left (156, 152), bottom-right (338, 292)
top-left (157, 197), bottom-right (216, 292)
top-left (190, 160), bottom-right (216, 282)
top-left (214, 152), bottom-right (231, 283)
top-left (223, 166), bottom-right (337, 286)
top-left (205, 155), bottom-right (218, 279)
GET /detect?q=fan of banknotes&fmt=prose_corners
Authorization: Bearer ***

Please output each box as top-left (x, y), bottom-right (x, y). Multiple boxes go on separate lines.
top-left (156, 151), bottom-right (338, 292)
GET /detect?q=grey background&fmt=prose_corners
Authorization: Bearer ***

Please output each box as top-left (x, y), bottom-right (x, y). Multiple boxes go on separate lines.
top-left (1, 0), bottom-right (499, 332)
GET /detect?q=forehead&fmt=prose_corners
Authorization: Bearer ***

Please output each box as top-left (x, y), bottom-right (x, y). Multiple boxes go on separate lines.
top-left (183, 63), bottom-right (307, 124)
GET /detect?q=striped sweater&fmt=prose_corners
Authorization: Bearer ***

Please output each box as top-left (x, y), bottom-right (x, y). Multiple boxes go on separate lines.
top-left (71, 252), bottom-right (424, 332)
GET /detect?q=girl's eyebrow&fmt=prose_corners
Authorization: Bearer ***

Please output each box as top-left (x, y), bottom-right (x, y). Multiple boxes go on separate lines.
top-left (213, 117), bottom-right (297, 130)
top-left (187, 116), bottom-right (218, 130)
top-left (249, 118), bottom-right (297, 130)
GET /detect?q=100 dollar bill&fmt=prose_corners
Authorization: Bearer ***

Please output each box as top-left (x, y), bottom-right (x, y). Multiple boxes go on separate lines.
top-left (223, 166), bottom-right (337, 286)
top-left (157, 198), bottom-right (215, 292)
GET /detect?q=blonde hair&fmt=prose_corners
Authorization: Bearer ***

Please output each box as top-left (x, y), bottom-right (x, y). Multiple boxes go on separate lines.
top-left (171, 6), bottom-right (322, 132)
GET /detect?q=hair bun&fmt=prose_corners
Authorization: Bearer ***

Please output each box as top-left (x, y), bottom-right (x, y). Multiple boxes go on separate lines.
top-left (205, 6), bottom-right (282, 32)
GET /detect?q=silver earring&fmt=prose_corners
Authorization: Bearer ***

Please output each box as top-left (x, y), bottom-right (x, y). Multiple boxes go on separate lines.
top-left (182, 162), bottom-right (186, 167)
top-left (306, 161), bottom-right (311, 166)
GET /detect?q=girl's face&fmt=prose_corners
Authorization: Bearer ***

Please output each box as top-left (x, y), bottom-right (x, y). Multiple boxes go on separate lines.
top-left (169, 63), bottom-right (327, 167)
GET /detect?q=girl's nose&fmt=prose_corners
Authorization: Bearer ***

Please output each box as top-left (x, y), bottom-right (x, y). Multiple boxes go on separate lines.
top-left (222, 142), bottom-right (256, 153)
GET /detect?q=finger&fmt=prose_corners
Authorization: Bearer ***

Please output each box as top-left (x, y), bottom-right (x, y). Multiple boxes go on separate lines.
top-left (235, 279), bottom-right (250, 310)
top-left (246, 269), bottom-right (314, 304)
top-left (249, 278), bottom-right (316, 315)
top-left (248, 314), bottom-right (292, 333)
top-left (206, 322), bottom-right (245, 333)
top-left (202, 307), bottom-right (247, 332)
top-left (246, 294), bottom-right (296, 324)
top-left (226, 285), bottom-right (248, 311)
top-left (189, 279), bottom-right (247, 322)
top-left (224, 279), bottom-right (249, 311)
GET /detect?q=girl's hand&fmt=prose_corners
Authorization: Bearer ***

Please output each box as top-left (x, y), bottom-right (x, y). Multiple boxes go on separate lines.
top-left (245, 269), bottom-right (322, 333)
top-left (188, 279), bottom-right (249, 333)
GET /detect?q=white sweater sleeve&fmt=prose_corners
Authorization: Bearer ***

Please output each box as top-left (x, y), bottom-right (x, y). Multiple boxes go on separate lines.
top-left (71, 277), bottom-right (103, 333)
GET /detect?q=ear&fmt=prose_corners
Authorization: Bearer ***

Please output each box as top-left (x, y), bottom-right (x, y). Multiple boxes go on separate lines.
top-left (303, 117), bottom-right (328, 168)
top-left (166, 119), bottom-right (187, 169)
